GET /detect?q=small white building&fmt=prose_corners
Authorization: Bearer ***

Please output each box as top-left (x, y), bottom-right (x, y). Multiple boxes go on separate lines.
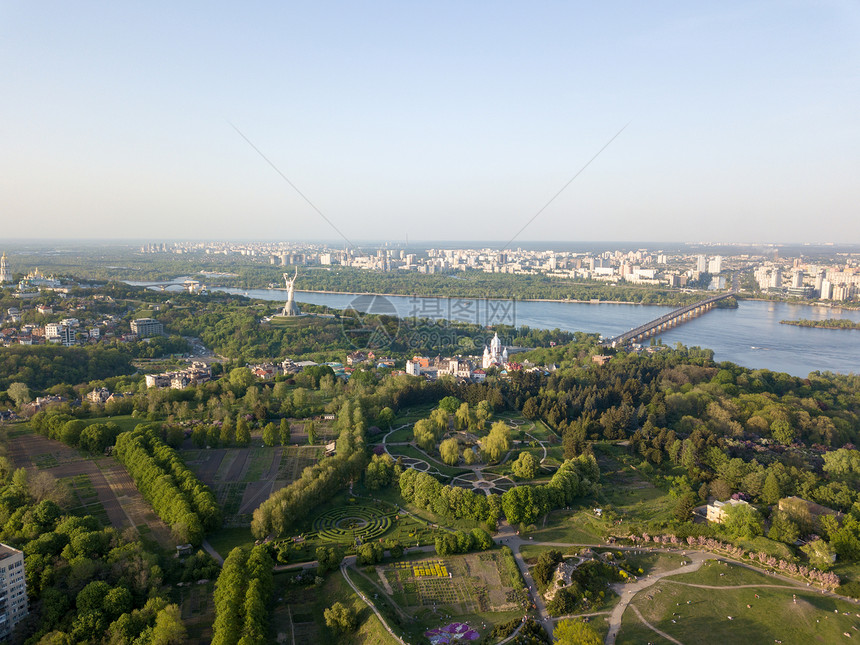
top-left (706, 498), bottom-right (749, 524)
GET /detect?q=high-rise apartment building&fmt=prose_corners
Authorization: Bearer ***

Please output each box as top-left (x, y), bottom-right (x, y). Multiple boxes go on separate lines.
top-left (130, 318), bottom-right (164, 338)
top-left (0, 544), bottom-right (28, 640)
top-left (696, 255), bottom-right (707, 273)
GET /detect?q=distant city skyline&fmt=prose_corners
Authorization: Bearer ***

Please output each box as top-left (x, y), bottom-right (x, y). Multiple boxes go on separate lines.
top-left (3, 2), bottom-right (859, 242)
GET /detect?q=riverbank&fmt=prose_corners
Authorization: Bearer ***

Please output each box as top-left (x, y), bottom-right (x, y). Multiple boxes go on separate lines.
top-left (780, 318), bottom-right (860, 330)
top-left (266, 287), bottom-right (702, 307)
top-left (739, 296), bottom-right (860, 310)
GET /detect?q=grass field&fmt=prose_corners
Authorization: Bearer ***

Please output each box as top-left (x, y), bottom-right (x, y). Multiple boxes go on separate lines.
top-left (384, 444), bottom-right (469, 478)
top-left (527, 508), bottom-right (607, 543)
top-left (618, 560), bottom-right (860, 645)
top-left (272, 568), bottom-right (401, 644)
top-left (206, 527), bottom-right (255, 558)
top-left (83, 414), bottom-right (144, 432)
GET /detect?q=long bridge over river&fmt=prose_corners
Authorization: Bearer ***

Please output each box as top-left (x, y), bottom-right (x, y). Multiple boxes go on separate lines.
top-left (603, 291), bottom-right (737, 348)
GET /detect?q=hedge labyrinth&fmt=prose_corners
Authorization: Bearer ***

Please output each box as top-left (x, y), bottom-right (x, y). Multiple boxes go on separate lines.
top-left (312, 505), bottom-right (393, 544)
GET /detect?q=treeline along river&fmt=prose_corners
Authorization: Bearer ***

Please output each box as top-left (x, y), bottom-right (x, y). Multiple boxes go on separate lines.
top-left (131, 280), bottom-right (860, 377)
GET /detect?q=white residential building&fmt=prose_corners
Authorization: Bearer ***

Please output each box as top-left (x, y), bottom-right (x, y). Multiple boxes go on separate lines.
top-left (0, 544), bottom-right (28, 640)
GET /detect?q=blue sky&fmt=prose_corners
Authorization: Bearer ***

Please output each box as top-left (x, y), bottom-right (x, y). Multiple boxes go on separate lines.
top-left (2, 1), bottom-right (858, 242)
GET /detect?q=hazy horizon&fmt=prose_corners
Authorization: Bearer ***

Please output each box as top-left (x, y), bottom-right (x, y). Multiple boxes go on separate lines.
top-left (3, 2), bottom-right (859, 243)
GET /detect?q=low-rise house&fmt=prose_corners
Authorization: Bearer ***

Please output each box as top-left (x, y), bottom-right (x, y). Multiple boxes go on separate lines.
top-left (87, 387), bottom-right (111, 404)
top-left (346, 351), bottom-right (367, 366)
top-left (170, 374), bottom-right (191, 389)
top-left (706, 498), bottom-right (749, 523)
top-left (250, 363), bottom-right (276, 379)
top-left (145, 374), bottom-right (171, 388)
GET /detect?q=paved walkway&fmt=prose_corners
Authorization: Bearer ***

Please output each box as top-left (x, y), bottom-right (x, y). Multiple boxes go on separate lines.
top-left (605, 551), bottom-right (711, 645)
top-left (340, 564), bottom-right (408, 645)
top-left (201, 539), bottom-right (224, 565)
top-left (629, 605), bottom-right (684, 645)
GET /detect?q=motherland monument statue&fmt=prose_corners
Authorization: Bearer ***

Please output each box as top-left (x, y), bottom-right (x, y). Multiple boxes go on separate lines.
top-left (282, 267), bottom-right (301, 316)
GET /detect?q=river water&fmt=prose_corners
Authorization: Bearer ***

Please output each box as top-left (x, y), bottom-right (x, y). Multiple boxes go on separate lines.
top-left (132, 280), bottom-right (860, 377)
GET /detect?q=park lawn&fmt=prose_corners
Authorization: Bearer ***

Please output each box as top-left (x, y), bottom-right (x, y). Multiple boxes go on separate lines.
top-left (665, 559), bottom-right (778, 587)
top-left (272, 568), bottom-right (402, 645)
top-left (393, 404), bottom-right (436, 424)
top-left (617, 610), bottom-right (676, 645)
top-left (384, 425), bottom-right (413, 443)
top-left (542, 446), bottom-right (566, 468)
top-left (370, 486), bottom-right (485, 534)
top-left (83, 414), bottom-right (144, 432)
top-left (206, 526), bottom-right (254, 558)
top-left (622, 573), bottom-right (859, 645)
top-left (385, 444), bottom-right (469, 478)
top-left (615, 550), bottom-right (688, 578)
top-left (527, 509), bottom-right (607, 544)
top-left (833, 561), bottom-right (860, 587)
top-left (733, 535), bottom-right (796, 561)
top-left (519, 544), bottom-right (584, 564)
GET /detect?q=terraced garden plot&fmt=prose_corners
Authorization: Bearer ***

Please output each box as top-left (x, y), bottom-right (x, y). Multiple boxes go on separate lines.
top-left (276, 445), bottom-right (321, 482)
top-left (380, 551), bottom-right (526, 617)
top-left (183, 445), bottom-right (322, 523)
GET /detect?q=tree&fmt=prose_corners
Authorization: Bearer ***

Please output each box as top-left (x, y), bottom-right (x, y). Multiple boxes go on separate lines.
top-left (455, 402), bottom-right (474, 431)
top-left (768, 510), bottom-right (800, 544)
top-left (722, 502), bottom-right (764, 539)
top-left (762, 471), bottom-right (782, 504)
top-left (522, 397), bottom-right (539, 420)
top-left (229, 367), bottom-right (254, 393)
top-left (279, 418), bottom-right (291, 445)
top-left (462, 447), bottom-right (477, 465)
top-left (315, 546), bottom-right (343, 575)
top-left (365, 454), bottom-right (394, 490)
top-left (439, 438), bottom-right (460, 466)
top-left (324, 602), bottom-right (357, 634)
top-left (377, 407), bottom-right (395, 430)
top-left (554, 618), bottom-right (602, 645)
top-left (771, 420), bottom-right (796, 446)
top-left (306, 421), bottom-right (316, 445)
top-left (357, 542), bottom-right (384, 565)
top-left (219, 417), bottom-right (235, 446)
top-left (470, 527), bottom-right (493, 551)
top-left (710, 478), bottom-right (732, 501)
top-left (475, 400), bottom-right (492, 429)
top-left (673, 492), bottom-right (696, 522)
top-left (438, 396), bottom-right (461, 414)
top-left (150, 603), bottom-right (187, 644)
top-left (511, 451), bottom-right (537, 480)
top-left (482, 422), bottom-right (510, 463)
top-left (235, 418), bottom-right (251, 446)
top-left (7, 382), bottom-right (31, 406)
top-left (802, 539), bottom-right (837, 571)
top-left (262, 423), bottom-right (277, 447)
top-left (533, 550), bottom-right (563, 588)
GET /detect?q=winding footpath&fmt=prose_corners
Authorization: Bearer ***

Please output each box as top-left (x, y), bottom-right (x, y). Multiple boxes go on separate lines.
top-left (629, 605), bottom-right (683, 645)
top-left (604, 551), bottom-right (712, 645)
top-left (340, 563), bottom-right (409, 645)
